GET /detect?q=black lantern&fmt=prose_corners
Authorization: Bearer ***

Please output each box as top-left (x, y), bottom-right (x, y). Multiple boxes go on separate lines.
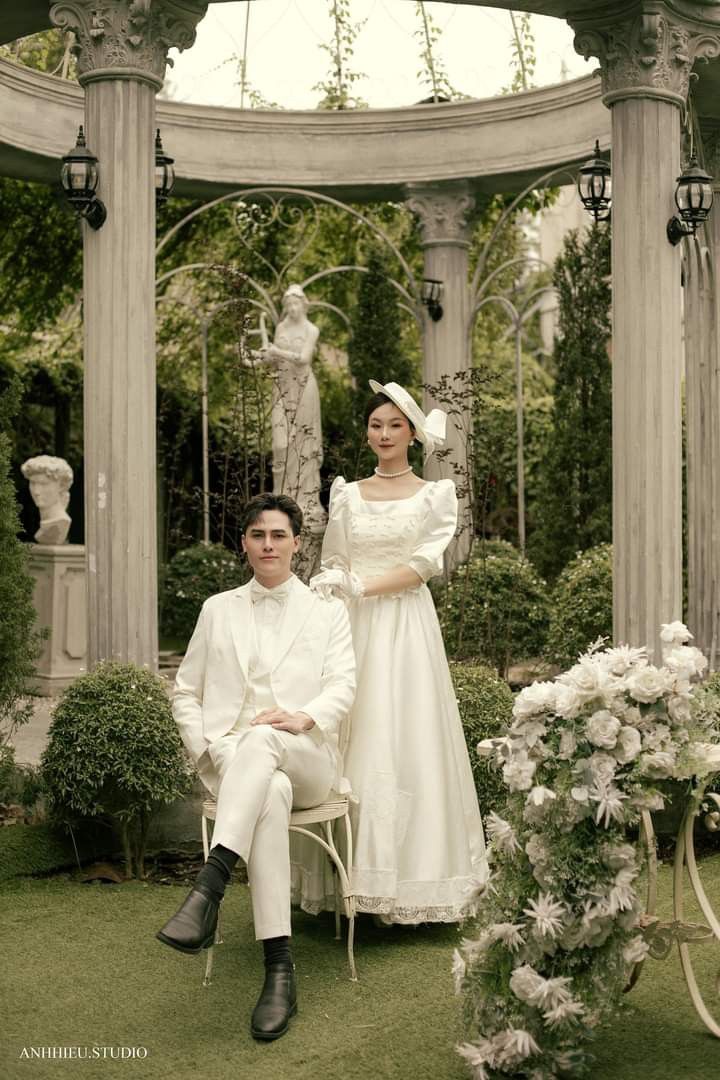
top-left (421, 278), bottom-right (443, 322)
top-left (667, 158), bottom-right (714, 245)
top-left (60, 126), bottom-right (106, 230)
top-left (577, 140), bottom-right (612, 223)
top-left (155, 129), bottom-right (175, 207)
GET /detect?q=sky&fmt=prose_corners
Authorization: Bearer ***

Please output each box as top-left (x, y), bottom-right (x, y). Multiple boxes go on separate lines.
top-left (165, 1), bottom-right (594, 110)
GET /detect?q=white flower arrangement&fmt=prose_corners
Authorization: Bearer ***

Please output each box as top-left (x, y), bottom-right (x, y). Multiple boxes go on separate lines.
top-left (457, 624), bottom-right (720, 1079)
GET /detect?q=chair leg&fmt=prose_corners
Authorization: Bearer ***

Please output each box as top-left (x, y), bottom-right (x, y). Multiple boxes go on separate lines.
top-left (200, 814), bottom-right (222, 985)
top-left (325, 822), bottom-right (342, 940)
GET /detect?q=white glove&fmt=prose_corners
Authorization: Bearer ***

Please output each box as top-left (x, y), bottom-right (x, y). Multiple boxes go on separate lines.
top-left (309, 568), bottom-right (365, 601)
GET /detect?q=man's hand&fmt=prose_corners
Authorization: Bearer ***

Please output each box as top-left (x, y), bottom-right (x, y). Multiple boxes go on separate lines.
top-left (251, 708), bottom-right (315, 735)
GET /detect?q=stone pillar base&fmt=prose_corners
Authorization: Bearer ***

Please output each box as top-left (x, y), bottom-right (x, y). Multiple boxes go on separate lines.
top-left (27, 545), bottom-right (88, 695)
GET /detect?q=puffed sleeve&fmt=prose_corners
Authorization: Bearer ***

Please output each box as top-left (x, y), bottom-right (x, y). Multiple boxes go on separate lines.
top-left (320, 476), bottom-right (351, 571)
top-left (407, 479), bottom-right (458, 582)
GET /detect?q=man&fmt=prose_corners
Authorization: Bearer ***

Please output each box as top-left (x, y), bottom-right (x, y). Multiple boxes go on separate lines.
top-left (156, 493), bottom-right (355, 1041)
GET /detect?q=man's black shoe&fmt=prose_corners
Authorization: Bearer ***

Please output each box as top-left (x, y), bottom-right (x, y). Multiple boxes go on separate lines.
top-left (155, 886), bottom-right (219, 955)
top-left (250, 963), bottom-right (297, 1041)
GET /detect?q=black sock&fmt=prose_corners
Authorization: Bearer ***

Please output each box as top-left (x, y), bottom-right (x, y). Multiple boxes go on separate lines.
top-left (262, 936), bottom-right (292, 968)
top-left (195, 844), bottom-right (238, 902)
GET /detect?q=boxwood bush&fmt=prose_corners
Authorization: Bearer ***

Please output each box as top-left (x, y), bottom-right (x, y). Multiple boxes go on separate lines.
top-left (438, 544), bottom-right (550, 677)
top-left (160, 542), bottom-right (247, 643)
top-left (450, 662), bottom-right (514, 816)
top-left (41, 662), bottom-right (193, 878)
top-left (545, 543), bottom-right (613, 668)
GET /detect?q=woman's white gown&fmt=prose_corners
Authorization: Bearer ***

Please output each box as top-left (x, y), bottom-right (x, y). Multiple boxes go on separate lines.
top-left (291, 476), bottom-right (487, 923)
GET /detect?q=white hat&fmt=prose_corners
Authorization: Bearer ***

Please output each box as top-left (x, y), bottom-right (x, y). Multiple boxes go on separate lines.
top-left (368, 380), bottom-right (447, 455)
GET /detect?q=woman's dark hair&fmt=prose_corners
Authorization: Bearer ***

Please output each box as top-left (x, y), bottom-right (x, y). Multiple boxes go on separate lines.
top-left (240, 493), bottom-right (303, 537)
top-left (364, 391), bottom-right (415, 434)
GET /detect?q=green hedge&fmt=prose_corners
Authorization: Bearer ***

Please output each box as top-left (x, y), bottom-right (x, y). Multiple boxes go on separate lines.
top-left (438, 544), bottom-right (549, 677)
top-left (545, 543), bottom-right (613, 667)
top-left (160, 542), bottom-right (247, 642)
top-left (451, 662), bottom-right (513, 816)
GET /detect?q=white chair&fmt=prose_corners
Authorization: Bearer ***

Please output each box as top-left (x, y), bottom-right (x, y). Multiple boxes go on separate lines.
top-left (200, 786), bottom-right (357, 986)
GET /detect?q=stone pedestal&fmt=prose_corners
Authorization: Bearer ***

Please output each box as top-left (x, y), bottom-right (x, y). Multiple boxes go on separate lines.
top-left (27, 545), bottom-right (87, 695)
top-left (406, 181), bottom-right (474, 567)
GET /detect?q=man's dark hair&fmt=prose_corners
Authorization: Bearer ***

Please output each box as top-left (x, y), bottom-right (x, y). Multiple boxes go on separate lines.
top-left (240, 493), bottom-right (303, 537)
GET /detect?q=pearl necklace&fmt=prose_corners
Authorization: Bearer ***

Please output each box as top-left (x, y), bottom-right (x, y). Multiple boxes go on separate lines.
top-left (374, 465), bottom-right (414, 478)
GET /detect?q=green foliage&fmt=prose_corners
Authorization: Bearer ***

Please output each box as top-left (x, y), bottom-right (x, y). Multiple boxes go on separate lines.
top-left (0, 178), bottom-right (81, 333)
top-left (160, 542), bottom-right (248, 642)
top-left (545, 544), bottom-right (613, 669)
top-left (531, 224), bottom-right (612, 579)
top-left (41, 663), bottom-right (192, 878)
top-left (438, 543), bottom-right (550, 678)
top-left (504, 12), bottom-right (536, 93)
top-left (0, 378), bottom-right (44, 745)
top-left (450, 662), bottom-right (513, 813)
top-left (414, 2), bottom-right (465, 102)
top-left (0, 29), bottom-right (75, 78)
top-left (314, 0), bottom-right (367, 110)
top-left (343, 246), bottom-right (420, 476)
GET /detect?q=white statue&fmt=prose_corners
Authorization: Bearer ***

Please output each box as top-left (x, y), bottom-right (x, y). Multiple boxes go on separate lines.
top-left (21, 455), bottom-right (73, 545)
top-left (254, 285), bottom-right (326, 527)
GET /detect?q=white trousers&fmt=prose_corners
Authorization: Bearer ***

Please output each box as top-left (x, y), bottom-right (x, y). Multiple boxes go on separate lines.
top-left (208, 725), bottom-right (335, 940)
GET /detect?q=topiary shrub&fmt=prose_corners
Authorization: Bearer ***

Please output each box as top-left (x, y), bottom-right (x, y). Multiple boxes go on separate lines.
top-left (450, 662), bottom-right (513, 815)
top-left (160, 542), bottom-right (247, 642)
top-left (545, 543), bottom-right (613, 668)
top-left (41, 662), bottom-right (193, 878)
top-left (438, 544), bottom-right (550, 678)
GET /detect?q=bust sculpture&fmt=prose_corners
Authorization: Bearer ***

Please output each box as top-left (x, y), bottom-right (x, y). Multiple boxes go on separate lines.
top-left (254, 285), bottom-right (326, 527)
top-left (21, 455), bottom-right (73, 545)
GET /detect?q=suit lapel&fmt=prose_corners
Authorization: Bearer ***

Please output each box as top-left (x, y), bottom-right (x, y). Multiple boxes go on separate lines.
top-left (271, 578), bottom-right (318, 672)
top-left (228, 583), bottom-right (253, 677)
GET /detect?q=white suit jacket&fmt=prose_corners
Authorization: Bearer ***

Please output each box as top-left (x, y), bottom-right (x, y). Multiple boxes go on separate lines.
top-left (172, 575), bottom-right (356, 796)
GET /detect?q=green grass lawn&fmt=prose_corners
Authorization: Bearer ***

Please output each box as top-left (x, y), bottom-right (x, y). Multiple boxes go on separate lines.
top-left (2, 858), bottom-right (720, 1080)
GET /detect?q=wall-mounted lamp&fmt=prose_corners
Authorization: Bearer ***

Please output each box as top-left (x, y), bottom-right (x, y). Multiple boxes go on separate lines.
top-left (421, 278), bottom-right (443, 322)
top-left (667, 158), bottom-right (714, 245)
top-left (155, 129), bottom-right (175, 207)
top-left (60, 126), bottom-right (106, 230)
top-left (577, 140), bottom-right (612, 223)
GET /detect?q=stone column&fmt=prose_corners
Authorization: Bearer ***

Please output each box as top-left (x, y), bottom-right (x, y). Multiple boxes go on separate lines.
top-left (572, 5), bottom-right (720, 661)
top-left (686, 123), bottom-right (720, 666)
top-left (405, 181), bottom-right (474, 565)
top-left (50, 0), bottom-right (207, 668)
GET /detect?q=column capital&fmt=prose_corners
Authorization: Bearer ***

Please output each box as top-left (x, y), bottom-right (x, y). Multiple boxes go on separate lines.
top-left (405, 181), bottom-right (475, 249)
top-left (50, 0), bottom-right (208, 91)
top-left (571, 4), bottom-right (720, 108)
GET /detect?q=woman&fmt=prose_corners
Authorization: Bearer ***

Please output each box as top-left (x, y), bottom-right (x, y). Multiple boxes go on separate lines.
top-left (295, 380), bottom-right (487, 924)
top-left (255, 284), bottom-right (324, 526)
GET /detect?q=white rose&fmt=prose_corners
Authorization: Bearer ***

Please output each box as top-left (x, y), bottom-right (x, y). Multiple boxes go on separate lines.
top-left (555, 683), bottom-right (582, 719)
top-left (626, 665), bottom-right (671, 704)
top-left (664, 645), bottom-right (708, 681)
top-left (588, 752), bottom-right (617, 785)
top-left (585, 710), bottom-right (621, 749)
top-left (639, 749), bottom-right (676, 778)
top-left (614, 726), bottom-right (642, 764)
top-left (513, 681), bottom-right (556, 720)
top-left (660, 621), bottom-right (692, 646)
top-left (503, 750), bottom-right (537, 792)
top-left (509, 964), bottom-right (543, 1005)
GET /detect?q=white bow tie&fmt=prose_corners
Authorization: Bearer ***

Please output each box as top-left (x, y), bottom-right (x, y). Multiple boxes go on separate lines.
top-left (251, 580), bottom-right (291, 608)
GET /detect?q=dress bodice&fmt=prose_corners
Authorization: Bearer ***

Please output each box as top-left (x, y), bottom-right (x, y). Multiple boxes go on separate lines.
top-left (321, 477), bottom-right (458, 582)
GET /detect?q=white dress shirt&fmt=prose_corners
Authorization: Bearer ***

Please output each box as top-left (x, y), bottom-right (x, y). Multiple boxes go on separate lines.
top-left (232, 576), bottom-right (293, 730)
